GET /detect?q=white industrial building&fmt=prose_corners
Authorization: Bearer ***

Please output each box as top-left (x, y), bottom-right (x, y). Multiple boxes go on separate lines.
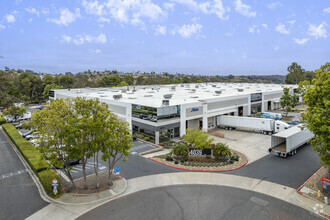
top-left (50, 83), bottom-right (298, 144)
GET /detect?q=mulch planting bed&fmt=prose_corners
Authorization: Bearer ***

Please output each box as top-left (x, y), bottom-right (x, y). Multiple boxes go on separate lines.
top-left (299, 167), bottom-right (329, 203)
top-left (151, 149), bottom-right (247, 171)
top-left (61, 170), bottom-right (121, 194)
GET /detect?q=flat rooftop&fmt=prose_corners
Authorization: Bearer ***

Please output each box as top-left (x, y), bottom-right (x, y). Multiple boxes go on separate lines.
top-left (54, 83), bottom-right (295, 108)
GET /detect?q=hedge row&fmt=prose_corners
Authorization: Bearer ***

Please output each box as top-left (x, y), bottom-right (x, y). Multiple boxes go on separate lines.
top-left (2, 123), bottom-right (61, 198)
top-left (38, 170), bottom-right (61, 198)
top-left (0, 115), bottom-right (6, 125)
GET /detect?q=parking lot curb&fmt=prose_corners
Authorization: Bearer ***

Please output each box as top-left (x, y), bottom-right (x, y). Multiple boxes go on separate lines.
top-left (147, 153), bottom-right (248, 172)
top-left (1, 126), bottom-right (128, 206)
top-left (296, 166), bottom-right (324, 195)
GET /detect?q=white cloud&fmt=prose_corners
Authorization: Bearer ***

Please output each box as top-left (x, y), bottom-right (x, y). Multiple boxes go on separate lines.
top-left (307, 22), bottom-right (327, 39)
top-left (97, 17), bottom-right (110, 23)
top-left (164, 2), bottom-right (175, 10)
top-left (82, 0), bottom-right (105, 16)
top-left (0, 24), bottom-right (5, 30)
top-left (155, 25), bottom-right (167, 35)
top-left (242, 53), bottom-right (247, 59)
top-left (25, 7), bottom-right (40, 17)
top-left (82, 0), bottom-right (166, 27)
top-left (288, 20), bottom-right (296, 24)
top-left (323, 7), bottom-right (330, 14)
top-left (261, 23), bottom-right (268, 30)
top-left (294, 38), bottom-right (309, 45)
top-left (274, 46), bottom-right (279, 51)
top-left (89, 49), bottom-right (102, 54)
top-left (172, 23), bottom-right (203, 38)
top-left (248, 25), bottom-right (259, 34)
top-left (62, 35), bottom-right (72, 42)
top-left (275, 23), bottom-right (289, 34)
top-left (267, 2), bottom-right (282, 9)
top-left (28, 18), bottom-right (33, 22)
top-left (234, 0), bottom-right (256, 17)
top-left (6, 14), bottom-right (16, 23)
top-left (62, 33), bottom-right (107, 45)
top-left (48, 8), bottom-right (81, 26)
top-left (171, 0), bottom-right (230, 20)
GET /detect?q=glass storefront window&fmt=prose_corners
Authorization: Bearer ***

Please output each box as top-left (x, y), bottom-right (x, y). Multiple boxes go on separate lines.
top-left (251, 93), bottom-right (262, 102)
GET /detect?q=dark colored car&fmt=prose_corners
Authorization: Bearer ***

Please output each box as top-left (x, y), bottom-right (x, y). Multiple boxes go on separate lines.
top-left (22, 130), bottom-right (33, 138)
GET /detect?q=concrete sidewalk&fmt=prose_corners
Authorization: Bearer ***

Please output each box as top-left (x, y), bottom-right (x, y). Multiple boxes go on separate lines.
top-left (27, 172), bottom-right (329, 219)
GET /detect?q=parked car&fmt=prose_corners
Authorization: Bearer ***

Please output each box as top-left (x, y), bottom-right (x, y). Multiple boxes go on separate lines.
top-left (22, 130), bottom-right (33, 138)
top-left (25, 132), bottom-right (39, 140)
top-left (36, 105), bottom-right (44, 110)
top-left (150, 116), bottom-right (157, 122)
top-left (139, 114), bottom-right (148, 120)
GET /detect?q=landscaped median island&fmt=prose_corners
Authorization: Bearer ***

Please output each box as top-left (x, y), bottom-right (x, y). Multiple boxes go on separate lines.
top-left (2, 123), bottom-right (61, 198)
top-left (150, 129), bottom-right (247, 171)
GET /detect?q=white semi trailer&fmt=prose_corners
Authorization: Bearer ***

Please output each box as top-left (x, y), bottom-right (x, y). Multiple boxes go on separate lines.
top-left (269, 125), bottom-right (315, 157)
top-left (217, 116), bottom-right (290, 134)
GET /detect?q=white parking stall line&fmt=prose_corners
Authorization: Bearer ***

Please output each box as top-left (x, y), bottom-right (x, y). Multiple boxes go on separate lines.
top-left (85, 164), bottom-right (95, 168)
top-left (72, 166), bottom-right (82, 171)
top-left (87, 162), bottom-right (94, 165)
top-left (0, 169), bottom-right (28, 180)
top-left (70, 170), bottom-right (78, 173)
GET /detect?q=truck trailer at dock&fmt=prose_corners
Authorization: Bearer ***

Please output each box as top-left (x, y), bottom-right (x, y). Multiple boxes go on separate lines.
top-left (270, 125), bottom-right (315, 157)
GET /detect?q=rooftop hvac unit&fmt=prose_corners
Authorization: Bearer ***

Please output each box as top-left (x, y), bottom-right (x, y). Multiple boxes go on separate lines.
top-left (162, 99), bottom-right (169, 106)
top-left (97, 91), bottom-right (104, 94)
top-left (100, 94), bottom-right (108, 97)
top-left (215, 90), bottom-right (222, 95)
top-left (191, 96), bottom-right (198, 98)
top-left (113, 94), bottom-right (122, 100)
top-left (128, 97), bottom-right (136, 99)
top-left (112, 90), bottom-right (119, 92)
top-left (144, 94), bottom-right (153, 97)
top-left (245, 87), bottom-right (250, 89)
top-left (171, 86), bottom-right (176, 91)
top-left (195, 85), bottom-right (199, 88)
top-left (163, 94), bottom-right (173, 99)
top-left (76, 89), bottom-right (82, 93)
top-left (121, 89), bottom-right (127, 93)
top-left (237, 89), bottom-right (244, 92)
top-left (212, 85), bottom-right (216, 87)
top-left (180, 84), bottom-right (184, 87)
top-left (99, 88), bottom-right (107, 91)
top-left (85, 87), bottom-right (90, 89)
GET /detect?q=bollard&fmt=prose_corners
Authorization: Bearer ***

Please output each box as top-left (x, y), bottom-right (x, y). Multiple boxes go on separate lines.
top-left (325, 197), bottom-right (328, 205)
top-left (318, 190), bottom-right (321, 198)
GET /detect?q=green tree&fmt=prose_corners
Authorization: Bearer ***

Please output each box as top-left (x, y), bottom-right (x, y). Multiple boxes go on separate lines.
top-left (98, 75), bottom-right (121, 87)
top-left (123, 75), bottom-right (134, 85)
top-left (303, 63), bottom-right (330, 167)
top-left (32, 99), bottom-right (78, 188)
top-left (280, 88), bottom-right (297, 116)
top-left (171, 143), bottom-right (189, 160)
top-left (3, 106), bottom-right (26, 121)
top-left (101, 116), bottom-right (132, 186)
top-left (297, 80), bottom-right (311, 99)
top-left (212, 143), bottom-right (231, 160)
top-left (285, 62), bottom-right (306, 84)
top-left (58, 75), bottom-right (74, 88)
top-left (118, 81), bottom-right (129, 87)
top-left (182, 129), bottom-right (214, 149)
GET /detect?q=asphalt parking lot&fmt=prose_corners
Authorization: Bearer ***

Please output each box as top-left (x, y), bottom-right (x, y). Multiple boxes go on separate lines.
top-left (79, 185), bottom-right (322, 220)
top-left (61, 140), bottom-right (159, 180)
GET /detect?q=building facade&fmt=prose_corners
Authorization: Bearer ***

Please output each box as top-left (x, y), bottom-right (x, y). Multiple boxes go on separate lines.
top-left (50, 83), bottom-right (297, 144)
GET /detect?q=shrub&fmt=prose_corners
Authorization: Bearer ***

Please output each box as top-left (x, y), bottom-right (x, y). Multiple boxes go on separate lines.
top-left (143, 137), bottom-right (150, 141)
top-left (38, 170), bottom-right (61, 198)
top-left (174, 160), bottom-right (179, 164)
top-left (0, 115), bottom-right (6, 125)
top-left (212, 143), bottom-right (232, 160)
top-left (182, 129), bottom-right (214, 149)
top-left (171, 143), bottom-right (189, 159)
top-left (165, 155), bottom-right (173, 161)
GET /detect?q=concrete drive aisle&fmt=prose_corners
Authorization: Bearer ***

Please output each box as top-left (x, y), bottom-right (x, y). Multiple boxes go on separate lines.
top-left (0, 129), bottom-right (48, 220)
top-left (28, 172), bottom-right (328, 219)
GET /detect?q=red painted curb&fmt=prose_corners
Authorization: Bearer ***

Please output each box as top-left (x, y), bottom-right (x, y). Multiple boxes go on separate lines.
top-left (148, 154), bottom-right (248, 172)
top-left (296, 166), bottom-right (323, 195)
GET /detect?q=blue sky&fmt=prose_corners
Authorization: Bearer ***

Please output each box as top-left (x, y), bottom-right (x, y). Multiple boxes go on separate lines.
top-left (0, 0), bottom-right (329, 75)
